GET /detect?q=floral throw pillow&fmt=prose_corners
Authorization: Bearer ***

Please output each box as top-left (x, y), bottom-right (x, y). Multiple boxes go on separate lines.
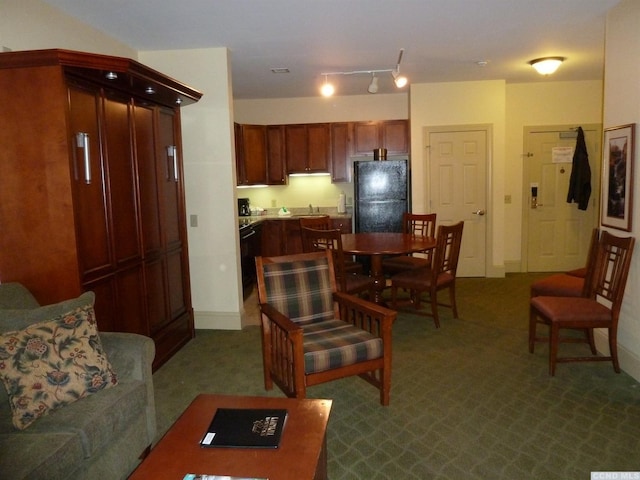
top-left (0, 292), bottom-right (118, 430)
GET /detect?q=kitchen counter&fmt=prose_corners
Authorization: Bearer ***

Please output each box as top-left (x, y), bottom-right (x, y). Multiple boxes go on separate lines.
top-left (239, 209), bottom-right (351, 227)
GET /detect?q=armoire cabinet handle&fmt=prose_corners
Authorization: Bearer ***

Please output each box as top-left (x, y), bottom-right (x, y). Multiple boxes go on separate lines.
top-left (166, 145), bottom-right (178, 182)
top-left (76, 132), bottom-right (91, 184)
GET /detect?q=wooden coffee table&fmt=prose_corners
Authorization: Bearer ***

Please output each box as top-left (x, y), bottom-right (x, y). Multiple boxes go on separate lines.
top-left (129, 394), bottom-right (332, 480)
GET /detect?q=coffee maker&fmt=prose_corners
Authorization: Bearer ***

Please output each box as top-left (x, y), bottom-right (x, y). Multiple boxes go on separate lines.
top-left (238, 198), bottom-right (251, 216)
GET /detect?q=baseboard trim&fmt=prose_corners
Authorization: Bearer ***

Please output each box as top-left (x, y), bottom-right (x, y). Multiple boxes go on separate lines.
top-left (194, 310), bottom-right (242, 330)
top-left (594, 329), bottom-right (640, 383)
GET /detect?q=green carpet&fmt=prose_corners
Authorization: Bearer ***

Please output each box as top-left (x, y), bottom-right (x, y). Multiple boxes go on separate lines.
top-left (152, 273), bottom-right (640, 479)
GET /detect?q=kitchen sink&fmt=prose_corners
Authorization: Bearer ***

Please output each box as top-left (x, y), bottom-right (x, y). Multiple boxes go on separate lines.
top-left (291, 214), bottom-right (327, 218)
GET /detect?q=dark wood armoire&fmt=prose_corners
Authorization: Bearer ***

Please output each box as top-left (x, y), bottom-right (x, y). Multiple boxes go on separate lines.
top-left (0, 49), bottom-right (203, 369)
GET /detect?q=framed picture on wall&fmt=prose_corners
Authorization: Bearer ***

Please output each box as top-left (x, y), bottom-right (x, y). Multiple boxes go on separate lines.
top-left (601, 123), bottom-right (635, 231)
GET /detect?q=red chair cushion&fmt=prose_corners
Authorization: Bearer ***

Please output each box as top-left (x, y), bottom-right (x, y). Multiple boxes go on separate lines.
top-left (530, 273), bottom-right (584, 298)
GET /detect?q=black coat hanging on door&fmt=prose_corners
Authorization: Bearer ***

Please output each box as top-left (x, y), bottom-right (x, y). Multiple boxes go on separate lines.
top-left (566, 126), bottom-right (591, 210)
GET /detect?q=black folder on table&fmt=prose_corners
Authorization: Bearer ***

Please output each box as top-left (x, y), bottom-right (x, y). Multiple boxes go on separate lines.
top-left (200, 408), bottom-right (287, 449)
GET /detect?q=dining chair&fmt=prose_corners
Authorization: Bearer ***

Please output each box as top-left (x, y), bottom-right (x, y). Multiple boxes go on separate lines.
top-left (255, 250), bottom-right (397, 405)
top-left (301, 227), bottom-right (375, 297)
top-left (529, 230), bottom-right (635, 375)
top-left (530, 228), bottom-right (600, 298)
top-left (382, 213), bottom-right (437, 276)
top-left (299, 216), bottom-right (363, 274)
top-left (390, 221), bottom-right (464, 328)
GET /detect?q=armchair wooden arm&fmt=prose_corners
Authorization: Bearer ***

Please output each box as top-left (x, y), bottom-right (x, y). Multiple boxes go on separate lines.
top-left (259, 302), bottom-right (305, 397)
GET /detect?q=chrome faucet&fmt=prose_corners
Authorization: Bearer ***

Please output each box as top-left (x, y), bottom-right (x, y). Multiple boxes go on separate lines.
top-left (309, 203), bottom-right (313, 214)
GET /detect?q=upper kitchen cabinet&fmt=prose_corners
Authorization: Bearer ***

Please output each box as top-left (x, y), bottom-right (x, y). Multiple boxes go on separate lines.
top-left (330, 122), bottom-right (353, 183)
top-left (285, 123), bottom-right (331, 174)
top-left (236, 124), bottom-right (268, 185)
top-left (266, 125), bottom-right (287, 185)
top-left (353, 120), bottom-right (409, 156)
top-left (0, 49), bottom-right (202, 370)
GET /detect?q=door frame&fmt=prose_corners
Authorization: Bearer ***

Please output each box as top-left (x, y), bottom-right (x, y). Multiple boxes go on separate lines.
top-left (520, 123), bottom-right (602, 272)
top-left (423, 124), bottom-right (494, 277)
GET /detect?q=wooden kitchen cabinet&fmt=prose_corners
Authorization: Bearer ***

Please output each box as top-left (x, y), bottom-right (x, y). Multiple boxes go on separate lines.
top-left (331, 217), bottom-right (353, 233)
top-left (285, 123), bottom-right (331, 173)
top-left (236, 124), bottom-right (268, 185)
top-left (330, 122), bottom-right (352, 183)
top-left (0, 49), bottom-right (202, 370)
top-left (266, 125), bottom-right (287, 185)
top-left (260, 220), bottom-right (284, 257)
top-left (352, 120), bottom-right (409, 156)
top-left (260, 217), bottom-right (352, 257)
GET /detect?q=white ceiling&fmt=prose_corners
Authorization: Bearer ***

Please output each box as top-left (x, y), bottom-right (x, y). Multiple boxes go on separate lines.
top-left (41, 0), bottom-right (619, 99)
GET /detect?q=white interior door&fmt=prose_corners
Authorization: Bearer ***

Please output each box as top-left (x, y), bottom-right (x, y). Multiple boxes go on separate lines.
top-left (427, 127), bottom-right (487, 277)
top-left (523, 125), bottom-right (601, 272)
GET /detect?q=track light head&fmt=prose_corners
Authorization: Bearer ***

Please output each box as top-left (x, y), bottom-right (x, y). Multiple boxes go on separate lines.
top-left (368, 74), bottom-right (379, 94)
top-left (392, 70), bottom-right (408, 88)
top-left (320, 75), bottom-right (335, 97)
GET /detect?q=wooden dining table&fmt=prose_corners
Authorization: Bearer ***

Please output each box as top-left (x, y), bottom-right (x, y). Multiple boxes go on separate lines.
top-left (341, 232), bottom-right (436, 304)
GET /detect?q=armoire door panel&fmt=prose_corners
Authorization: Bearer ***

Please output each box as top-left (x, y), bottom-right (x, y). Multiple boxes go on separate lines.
top-left (134, 103), bottom-right (163, 256)
top-left (157, 108), bottom-right (182, 249)
top-left (167, 249), bottom-right (188, 320)
top-left (87, 278), bottom-right (117, 332)
top-left (67, 84), bottom-right (112, 279)
top-left (145, 259), bottom-right (169, 333)
top-left (115, 265), bottom-right (147, 334)
top-left (103, 93), bottom-right (141, 266)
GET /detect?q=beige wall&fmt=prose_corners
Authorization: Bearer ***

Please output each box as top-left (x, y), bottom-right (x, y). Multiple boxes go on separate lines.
top-left (0, 0), bottom-right (135, 57)
top-left (234, 93), bottom-right (408, 124)
top-left (602, 0), bottom-right (640, 381)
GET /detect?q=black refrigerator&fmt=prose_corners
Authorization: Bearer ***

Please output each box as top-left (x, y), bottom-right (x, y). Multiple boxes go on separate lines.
top-left (354, 159), bottom-right (410, 233)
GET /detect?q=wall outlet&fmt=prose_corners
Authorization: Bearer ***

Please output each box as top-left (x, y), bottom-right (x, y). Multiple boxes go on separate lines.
top-left (271, 199), bottom-right (277, 207)
top-left (504, 195), bottom-right (512, 204)
top-left (190, 214), bottom-right (198, 227)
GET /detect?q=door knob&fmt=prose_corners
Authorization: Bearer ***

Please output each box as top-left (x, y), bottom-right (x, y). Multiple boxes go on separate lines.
top-left (472, 210), bottom-right (486, 216)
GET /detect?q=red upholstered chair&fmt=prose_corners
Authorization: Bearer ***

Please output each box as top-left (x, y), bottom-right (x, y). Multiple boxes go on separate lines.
top-left (529, 228), bottom-right (600, 298)
top-left (529, 230), bottom-right (635, 375)
top-left (255, 250), bottom-right (397, 405)
top-left (382, 213), bottom-right (437, 275)
top-left (390, 221), bottom-right (464, 328)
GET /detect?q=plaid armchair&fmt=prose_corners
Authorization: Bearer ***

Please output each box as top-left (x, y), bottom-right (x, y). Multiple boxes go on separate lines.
top-left (255, 250), bottom-right (397, 405)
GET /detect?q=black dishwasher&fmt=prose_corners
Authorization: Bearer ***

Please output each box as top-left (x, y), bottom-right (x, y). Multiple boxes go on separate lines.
top-left (239, 220), bottom-right (261, 298)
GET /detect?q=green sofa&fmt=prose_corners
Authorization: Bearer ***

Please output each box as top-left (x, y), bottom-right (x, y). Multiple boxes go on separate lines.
top-left (0, 283), bottom-right (156, 479)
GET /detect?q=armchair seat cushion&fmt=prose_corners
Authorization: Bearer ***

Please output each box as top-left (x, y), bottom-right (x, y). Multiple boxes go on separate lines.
top-left (302, 319), bottom-right (383, 374)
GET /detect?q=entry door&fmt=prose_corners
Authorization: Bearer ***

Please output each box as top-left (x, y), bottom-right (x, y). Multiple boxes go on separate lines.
top-left (427, 127), bottom-right (487, 277)
top-left (523, 125), bottom-right (601, 272)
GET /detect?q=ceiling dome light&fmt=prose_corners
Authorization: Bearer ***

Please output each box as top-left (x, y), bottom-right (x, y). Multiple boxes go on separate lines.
top-left (529, 57), bottom-right (565, 75)
top-left (320, 75), bottom-right (334, 97)
top-left (367, 74), bottom-right (379, 94)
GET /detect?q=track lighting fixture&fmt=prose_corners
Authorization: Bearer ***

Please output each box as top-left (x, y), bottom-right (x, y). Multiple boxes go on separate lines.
top-left (367, 74), bottom-right (379, 94)
top-left (529, 57), bottom-right (565, 75)
top-left (320, 75), bottom-right (335, 97)
top-left (319, 48), bottom-right (408, 96)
